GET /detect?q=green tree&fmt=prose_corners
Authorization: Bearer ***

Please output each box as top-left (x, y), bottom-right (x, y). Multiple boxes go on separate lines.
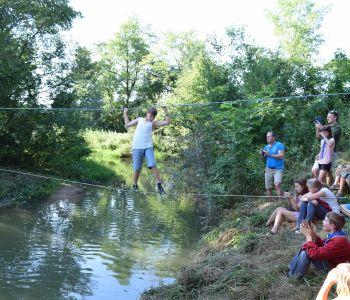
top-left (267, 0), bottom-right (327, 62)
top-left (0, 0), bottom-right (87, 174)
top-left (134, 53), bottom-right (177, 107)
top-left (163, 31), bottom-right (205, 71)
top-left (98, 18), bottom-right (151, 108)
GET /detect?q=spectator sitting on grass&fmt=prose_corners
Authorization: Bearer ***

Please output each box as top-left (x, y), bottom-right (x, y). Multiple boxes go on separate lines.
top-left (295, 178), bottom-right (340, 234)
top-left (288, 212), bottom-right (350, 279)
top-left (335, 166), bottom-right (350, 197)
top-left (316, 263), bottom-right (350, 300)
top-left (266, 178), bottom-right (308, 234)
top-left (331, 164), bottom-right (350, 189)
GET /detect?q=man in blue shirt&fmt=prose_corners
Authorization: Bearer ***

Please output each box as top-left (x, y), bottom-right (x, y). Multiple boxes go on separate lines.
top-left (261, 131), bottom-right (285, 196)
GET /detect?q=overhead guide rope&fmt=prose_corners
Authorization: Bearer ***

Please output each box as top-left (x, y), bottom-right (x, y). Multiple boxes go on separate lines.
top-left (0, 92), bottom-right (348, 112)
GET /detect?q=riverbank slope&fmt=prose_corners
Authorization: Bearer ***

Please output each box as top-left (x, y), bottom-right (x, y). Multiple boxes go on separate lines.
top-left (141, 196), bottom-right (350, 300)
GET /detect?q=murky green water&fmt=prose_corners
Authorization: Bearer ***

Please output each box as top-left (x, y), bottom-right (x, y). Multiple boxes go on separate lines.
top-left (0, 162), bottom-right (201, 299)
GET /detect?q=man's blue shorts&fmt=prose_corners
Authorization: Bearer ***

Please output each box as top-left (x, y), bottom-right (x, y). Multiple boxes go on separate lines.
top-left (132, 148), bottom-right (156, 171)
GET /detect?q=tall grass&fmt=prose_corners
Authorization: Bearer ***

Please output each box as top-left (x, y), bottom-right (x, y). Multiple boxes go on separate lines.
top-left (84, 129), bottom-right (133, 159)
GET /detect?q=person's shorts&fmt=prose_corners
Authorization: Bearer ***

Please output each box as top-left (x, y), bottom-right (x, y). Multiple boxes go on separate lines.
top-left (265, 168), bottom-right (283, 189)
top-left (312, 152), bottom-right (337, 171)
top-left (132, 147), bottom-right (156, 171)
top-left (319, 163), bottom-right (332, 172)
top-left (341, 171), bottom-right (350, 180)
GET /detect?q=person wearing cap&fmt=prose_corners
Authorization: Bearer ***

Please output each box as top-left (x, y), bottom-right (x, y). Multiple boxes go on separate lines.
top-left (123, 106), bottom-right (170, 194)
top-left (312, 110), bottom-right (342, 185)
top-left (260, 131), bottom-right (285, 196)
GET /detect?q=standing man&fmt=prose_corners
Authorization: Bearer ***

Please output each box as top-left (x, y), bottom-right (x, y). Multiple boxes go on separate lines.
top-left (261, 131), bottom-right (285, 196)
top-left (312, 110), bottom-right (342, 185)
top-left (123, 106), bottom-right (170, 194)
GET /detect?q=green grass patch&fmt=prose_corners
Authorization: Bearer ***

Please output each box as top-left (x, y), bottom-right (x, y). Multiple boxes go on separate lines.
top-left (84, 129), bottom-right (133, 159)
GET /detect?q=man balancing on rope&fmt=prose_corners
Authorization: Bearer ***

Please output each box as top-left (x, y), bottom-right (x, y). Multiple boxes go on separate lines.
top-left (123, 106), bottom-right (170, 195)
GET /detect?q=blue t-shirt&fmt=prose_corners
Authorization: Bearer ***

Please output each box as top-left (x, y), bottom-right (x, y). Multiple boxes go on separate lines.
top-left (263, 141), bottom-right (285, 170)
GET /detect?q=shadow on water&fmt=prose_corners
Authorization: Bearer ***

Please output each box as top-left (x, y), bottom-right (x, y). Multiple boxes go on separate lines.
top-left (0, 159), bottom-right (202, 300)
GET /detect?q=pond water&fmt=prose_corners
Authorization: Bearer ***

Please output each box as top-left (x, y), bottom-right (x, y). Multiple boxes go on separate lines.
top-left (0, 161), bottom-right (201, 300)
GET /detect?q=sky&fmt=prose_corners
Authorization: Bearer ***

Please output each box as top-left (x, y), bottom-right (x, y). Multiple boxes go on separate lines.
top-left (66, 0), bottom-right (350, 63)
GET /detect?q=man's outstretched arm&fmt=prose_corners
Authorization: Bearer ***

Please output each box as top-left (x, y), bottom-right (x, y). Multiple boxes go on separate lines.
top-left (124, 108), bottom-right (139, 128)
top-left (153, 107), bottom-right (171, 128)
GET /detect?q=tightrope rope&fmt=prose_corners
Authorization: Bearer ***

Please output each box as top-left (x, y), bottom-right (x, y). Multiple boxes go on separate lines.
top-left (0, 92), bottom-right (348, 112)
top-left (0, 167), bottom-right (347, 200)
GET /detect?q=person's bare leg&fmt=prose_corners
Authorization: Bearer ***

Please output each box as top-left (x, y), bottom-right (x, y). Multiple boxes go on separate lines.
top-left (133, 170), bottom-right (141, 185)
top-left (266, 208), bottom-right (278, 226)
top-left (271, 209), bottom-right (297, 233)
top-left (333, 175), bottom-right (340, 186)
top-left (338, 177), bottom-right (346, 195)
top-left (266, 188), bottom-right (272, 197)
top-left (312, 168), bottom-right (320, 178)
top-left (326, 171), bottom-right (333, 187)
top-left (318, 170), bottom-right (327, 185)
top-left (151, 167), bottom-right (161, 184)
top-left (270, 209), bottom-right (284, 234)
top-left (346, 178), bottom-right (350, 191)
top-left (275, 183), bottom-right (283, 196)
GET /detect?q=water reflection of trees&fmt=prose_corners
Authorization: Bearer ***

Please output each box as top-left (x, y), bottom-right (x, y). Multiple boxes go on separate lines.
top-left (0, 160), bottom-right (201, 296)
top-left (0, 206), bottom-right (93, 300)
top-left (68, 182), bottom-right (200, 285)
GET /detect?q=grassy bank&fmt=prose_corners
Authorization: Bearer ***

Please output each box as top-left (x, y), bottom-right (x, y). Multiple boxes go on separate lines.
top-left (141, 196), bottom-right (350, 300)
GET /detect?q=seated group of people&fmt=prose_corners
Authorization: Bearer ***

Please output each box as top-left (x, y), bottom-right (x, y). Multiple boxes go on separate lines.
top-left (266, 178), bottom-right (340, 235)
top-left (266, 178), bottom-right (350, 290)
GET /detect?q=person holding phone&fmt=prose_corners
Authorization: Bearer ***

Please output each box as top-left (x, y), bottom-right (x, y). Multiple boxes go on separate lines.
top-left (312, 110), bottom-right (342, 184)
top-left (288, 212), bottom-right (350, 279)
top-left (261, 131), bottom-right (285, 196)
top-left (265, 178), bottom-right (308, 234)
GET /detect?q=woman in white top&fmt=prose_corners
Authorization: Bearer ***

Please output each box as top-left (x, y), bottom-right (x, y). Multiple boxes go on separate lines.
top-left (317, 126), bottom-right (335, 185)
top-left (295, 178), bottom-right (340, 233)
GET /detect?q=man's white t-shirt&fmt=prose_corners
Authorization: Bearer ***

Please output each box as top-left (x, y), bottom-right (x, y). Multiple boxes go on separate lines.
top-left (132, 118), bottom-right (153, 149)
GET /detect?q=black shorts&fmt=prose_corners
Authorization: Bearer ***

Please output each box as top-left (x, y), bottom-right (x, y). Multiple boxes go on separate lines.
top-left (319, 163), bottom-right (332, 171)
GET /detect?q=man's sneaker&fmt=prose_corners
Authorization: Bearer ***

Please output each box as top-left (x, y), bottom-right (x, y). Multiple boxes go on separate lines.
top-left (157, 184), bottom-right (165, 195)
top-left (132, 184), bottom-right (138, 192)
